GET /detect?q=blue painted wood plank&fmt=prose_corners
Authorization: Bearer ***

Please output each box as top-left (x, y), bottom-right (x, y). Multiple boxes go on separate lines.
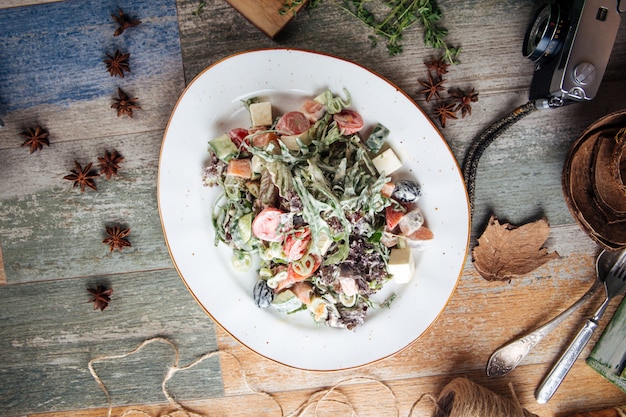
top-left (0, 0), bottom-right (181, 112)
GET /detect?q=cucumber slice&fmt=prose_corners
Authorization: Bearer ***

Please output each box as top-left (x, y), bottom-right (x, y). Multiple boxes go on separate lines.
top-left (272, 289), bottom-right (302, 313)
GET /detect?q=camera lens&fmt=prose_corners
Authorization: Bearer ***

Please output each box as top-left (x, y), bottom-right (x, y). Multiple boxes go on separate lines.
top-left (523, 3), bottom-right (565, 62)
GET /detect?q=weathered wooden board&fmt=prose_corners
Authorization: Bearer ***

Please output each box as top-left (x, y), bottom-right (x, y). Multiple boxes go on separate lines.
top-left (0, 0), bottom-right (186, 283)
top-left (1, 0), bottom-right (626, 416)
top-left (0, 269), bottom-right (222, 416)
top-left (224, 0), bottom-right (306, 39)
top-left (0, 0), bottom-right (185, 149)
top-left (0, 130), bottom-right (173, 283)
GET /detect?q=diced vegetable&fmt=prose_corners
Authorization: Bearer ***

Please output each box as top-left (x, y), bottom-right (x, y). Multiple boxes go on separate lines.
top-left (399, 208), bottom-right (425, 236)
top-left (237, 212), bottom-right (253, 243)
top-left (381, 181), bottom-right (395, 198)
top-left (365, 122), bottom-right (389, 153)
top-left (227, 158), bottom-right (252, 179)
top-left (299, 99), bottom-right (326, 122)
top-left (209, 133), bottom-right (238, 162)
top-left (333, 109), bottom-right (364, 135)
top-left (407, 225), bottom-right (434, 242)
top-left (291, 281), bottom-right (314, 304)
top-left (271, 289), bottom-right (302, 313)
top-left (385, 204), bottom-right (406, 230)
top-left (283, 228), bottom-right (311, 261)
top-left (227, 128), bottom-right (249, 148)
top-left (276, 111), bottom-right (310, 135)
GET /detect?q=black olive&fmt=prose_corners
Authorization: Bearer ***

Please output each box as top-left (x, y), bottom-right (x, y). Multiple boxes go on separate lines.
top-left (253, 279), bottom-right (273, 308)
top-left (392, 180), bottom-right (421, 203)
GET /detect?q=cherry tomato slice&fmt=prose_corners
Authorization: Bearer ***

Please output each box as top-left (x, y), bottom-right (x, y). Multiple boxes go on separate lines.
top-left (299, 99), bottom-right (325, 122)
top-left (227, 128), bottom-right (249, 149)
top-left (333, 109), bottom-right (363, 135)
top-left (276, 111), bottom-right (311, 135)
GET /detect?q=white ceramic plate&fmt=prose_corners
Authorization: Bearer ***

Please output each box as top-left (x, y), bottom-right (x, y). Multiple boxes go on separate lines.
top-left (158, 49), bottom-right (470, 371)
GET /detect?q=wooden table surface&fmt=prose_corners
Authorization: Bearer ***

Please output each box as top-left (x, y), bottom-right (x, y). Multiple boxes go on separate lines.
top-left (1, 1), bottom-right (626, 416)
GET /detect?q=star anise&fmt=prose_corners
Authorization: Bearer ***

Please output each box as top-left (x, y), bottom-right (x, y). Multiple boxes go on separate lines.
top-left (111, 88), bottom-right (140, 118)
top-left (418, 73), bottom-right (446, 102)
top-left (98, 149), bottom-right (124, 179)
top-left (63, 161), bottom-right (98, 192)
top-left (112, 8), bottom-right (141, 37)
top-left (104, 50), bottom-right (130, 78)
top-left (450, 88), bottom-right (479, 118)
top-left (20, 126), bottom-right (50, 153)
top-left (425, 57), bottom-right (450, 78)
top-left (432, 102), bottom-right (458, 128)
top-left (88, 285), bottom-right (113, 311)
top-left (103, 226), bottom-right (131, 252)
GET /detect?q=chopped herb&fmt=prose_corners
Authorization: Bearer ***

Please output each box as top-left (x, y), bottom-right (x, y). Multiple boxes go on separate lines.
top-left (242, 97), bottom-right (259, 110)
top-left (381, 293), bottom-right (397, 308)
top-left (192, 0), bottom-right (206, 16)
top-left (280, 0), bottom-right (323, 15)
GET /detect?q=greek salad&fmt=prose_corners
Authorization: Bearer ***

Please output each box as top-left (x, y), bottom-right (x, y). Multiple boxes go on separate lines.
top-left (202, 89), bottom-right (433, 329)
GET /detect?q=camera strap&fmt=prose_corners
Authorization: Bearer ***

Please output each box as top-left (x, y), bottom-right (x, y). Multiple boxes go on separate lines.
top-left (462, 101), bottom-right (538, 215)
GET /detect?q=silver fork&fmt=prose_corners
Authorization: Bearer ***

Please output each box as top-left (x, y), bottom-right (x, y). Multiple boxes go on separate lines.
top-left (535, 249), bottom-right (626, 404)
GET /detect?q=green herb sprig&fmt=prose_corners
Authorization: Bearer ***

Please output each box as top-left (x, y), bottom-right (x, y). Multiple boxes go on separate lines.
top-left (344, 0), bottom-right (460, 61)
top-left (281, 0), bottom-right (460, 61)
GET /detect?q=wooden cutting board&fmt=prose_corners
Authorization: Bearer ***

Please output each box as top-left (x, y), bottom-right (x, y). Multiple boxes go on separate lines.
top-left (225, 0), bottom-right (307, 38)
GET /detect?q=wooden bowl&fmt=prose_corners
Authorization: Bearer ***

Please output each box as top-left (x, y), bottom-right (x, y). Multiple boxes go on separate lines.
top-left (562, 110), bottom-right (626, 251)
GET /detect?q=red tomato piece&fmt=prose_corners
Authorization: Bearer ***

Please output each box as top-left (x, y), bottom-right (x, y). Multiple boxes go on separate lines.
top-left (381, 181), bottom-right (395, 198)
top-left (283, 228), bottom-right (311, 261)
top-left (333, 109), bottom-right (363, 135)
top-left (252, 207), bottom-right (285, 242)
top-left (407, 226), bottom-right (434, 241)
top-left (277, 253), bottom-right (322, 291)
top-left (385, 204), bottom-right (407, 230)
top-left (227, 128), bottom-right (249, 149)
top-left (276, 111), bottom-right (311, 135)
top-left (299, 99), bottom-right (326, 122)
top-left (252, 131), bottom-right (279, 148)
top-left (290, 281), bottom-right (314, 305)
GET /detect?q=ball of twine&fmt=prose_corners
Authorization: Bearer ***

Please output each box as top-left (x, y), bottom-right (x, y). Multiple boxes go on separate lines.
top-left (433, 377), bottom-right (538, 417)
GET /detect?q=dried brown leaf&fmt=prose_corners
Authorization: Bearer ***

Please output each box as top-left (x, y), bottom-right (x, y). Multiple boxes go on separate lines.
top-left (472, 215), bottom-right (559, 281)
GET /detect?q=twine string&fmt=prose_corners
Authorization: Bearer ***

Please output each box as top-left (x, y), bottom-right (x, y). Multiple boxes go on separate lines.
top-left (88, 339), bottom-right (538, 417)
top-left (88, 337), bottom-right (283, 417)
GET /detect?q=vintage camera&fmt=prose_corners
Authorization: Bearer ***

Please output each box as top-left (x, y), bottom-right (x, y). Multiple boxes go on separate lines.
top-left (523, 0), bottom-right (622, 108)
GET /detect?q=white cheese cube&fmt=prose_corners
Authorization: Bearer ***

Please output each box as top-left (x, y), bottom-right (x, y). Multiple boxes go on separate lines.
top-left (372, 148), bottom-right (402, 175)
top-left (388, 248), bottom-right (415, 284)
top-left (249, 102), bottom-right (273, 127)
